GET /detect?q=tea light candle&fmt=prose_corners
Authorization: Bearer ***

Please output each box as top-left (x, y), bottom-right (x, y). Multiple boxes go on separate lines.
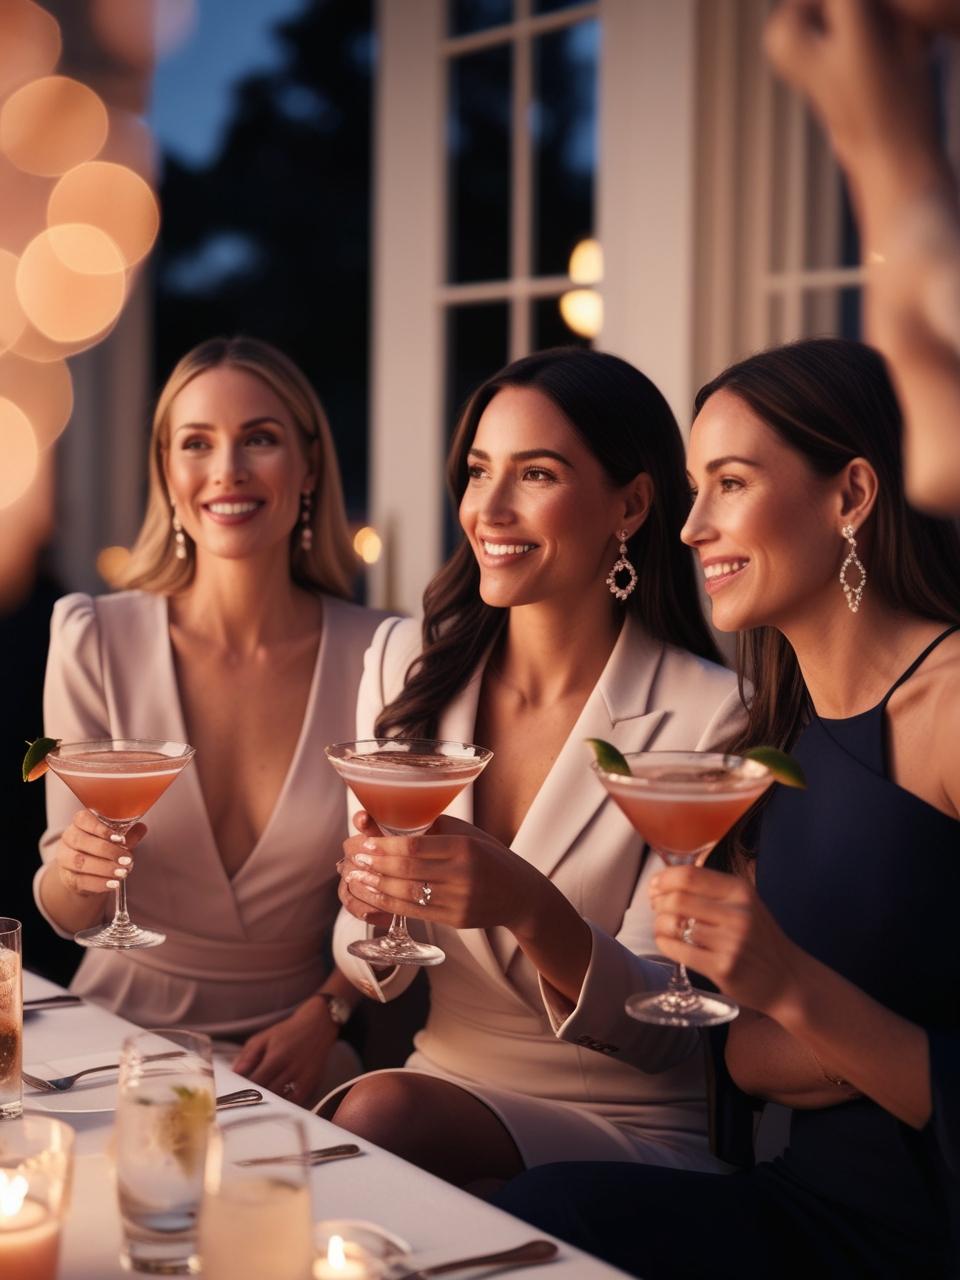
top-left (0, 1173), bottom-right (60, 1280)
top-left (313, 1234), bottom-right (374, 1279)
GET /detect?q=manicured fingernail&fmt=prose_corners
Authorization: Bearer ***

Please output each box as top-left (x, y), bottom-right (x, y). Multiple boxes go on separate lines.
top-left (354, 851), bottom-right (373, 867)
top-left (112, 867), bottom-right (128, 878)
top-left (106, 879), bottom-right (119, 888)
top-left (117, 856), bottom-right (132, 867)
top-left (347, 870), bottom-right (379, 887)
top-left (362, 839), bottom-right (378, 852)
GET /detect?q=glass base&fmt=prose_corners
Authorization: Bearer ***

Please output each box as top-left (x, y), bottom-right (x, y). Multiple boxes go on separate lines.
top-left (0, 1097), bottom-right (23, 1119)
top-left (75, 922), bottom-right (166, 950)
top-left (347, 936), bottom-right (445, 968)
top-left (121, 1242), bottom-right (199, 1275)
top-left (625, 988), bottom-right (739, 1028)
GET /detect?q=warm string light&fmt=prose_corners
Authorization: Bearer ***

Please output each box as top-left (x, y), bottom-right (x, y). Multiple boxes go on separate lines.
top-left (560, 236), bottom-right (603, 339)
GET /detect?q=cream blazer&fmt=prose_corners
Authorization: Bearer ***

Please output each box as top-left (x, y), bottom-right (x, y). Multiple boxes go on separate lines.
top-left (36, 589), bottom-right (390, 1038)
top-left (331, 616), bottom-right (746, 1169)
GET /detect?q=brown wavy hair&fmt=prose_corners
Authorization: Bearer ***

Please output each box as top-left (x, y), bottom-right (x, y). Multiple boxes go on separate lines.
top-left (702, 339), bottom-right (960, 863)
top-left (116, 336), bottom-right (355, 598)
top-left (377, 347), bottom-right (722, 738)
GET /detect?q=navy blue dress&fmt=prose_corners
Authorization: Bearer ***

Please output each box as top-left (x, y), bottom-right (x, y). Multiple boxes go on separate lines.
top-left (494, 631), bottom-right (960, 1279)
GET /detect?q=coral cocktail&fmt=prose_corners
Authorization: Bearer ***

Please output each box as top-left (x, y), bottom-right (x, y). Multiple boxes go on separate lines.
top-left (326, 739), bottom-right (492, 967)
top-left (45, 740), bottom-right (195, 950)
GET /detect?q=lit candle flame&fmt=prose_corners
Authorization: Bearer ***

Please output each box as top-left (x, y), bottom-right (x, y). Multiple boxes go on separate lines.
top-left (0, 1171), bottom-right (28, 1217)
top-left (327, 1234), bottom-right (347, 1270)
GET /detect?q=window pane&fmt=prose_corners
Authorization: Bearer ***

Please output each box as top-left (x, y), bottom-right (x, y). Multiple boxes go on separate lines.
top-left (449, 0), bottom-right (513, 36)
top-left (444, 302), bottom-right (509, 551)
top-left (532, 295), bottom-right (591, 350)
top-left (532, 19), bottom-right (598, 277)
top-left (448, 46), bottom-right (512, 282)
top-left (801, 286), bottom-right (862, 341)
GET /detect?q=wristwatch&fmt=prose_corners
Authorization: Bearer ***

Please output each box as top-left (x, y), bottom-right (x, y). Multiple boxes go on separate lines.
top-left (317, 992), bottom-right (351, 1027)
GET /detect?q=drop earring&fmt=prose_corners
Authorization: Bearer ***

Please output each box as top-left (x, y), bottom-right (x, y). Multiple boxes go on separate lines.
top-left (172, 509), bottom-right (187, 561)
top-left (300, 491), bottom-right (314, 551)
top-left (839, 523), bottom-right (866, 613)
top-left (606, 529), bottom-right (637, 601)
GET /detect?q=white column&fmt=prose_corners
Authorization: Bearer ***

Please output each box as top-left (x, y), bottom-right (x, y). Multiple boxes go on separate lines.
top-left (369, 0), bottom-right (446, 615)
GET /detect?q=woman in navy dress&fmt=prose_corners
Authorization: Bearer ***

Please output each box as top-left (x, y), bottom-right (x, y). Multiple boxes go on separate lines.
top-left (493, 339), bottom-right (960, 1278)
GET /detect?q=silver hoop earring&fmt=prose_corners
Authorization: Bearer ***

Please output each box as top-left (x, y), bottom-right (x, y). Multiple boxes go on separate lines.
top-left (839, 523), bottom-right (866, 613)
top-left (300, 491), bottom-right (314, 551)
top-left (606, 528), bottom-right (637, 601)
top-left (172, 509), bottom-right (187, 561)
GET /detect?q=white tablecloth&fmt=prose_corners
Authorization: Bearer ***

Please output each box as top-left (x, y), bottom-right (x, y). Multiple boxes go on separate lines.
top-left (21, 971), bottom-right (629, 1279)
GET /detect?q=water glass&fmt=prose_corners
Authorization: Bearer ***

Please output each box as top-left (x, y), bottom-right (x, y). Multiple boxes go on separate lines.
top-left (199, 1115), bottom-right (314, 1280)
top-left (0, 1115), bottom-right (74, 1280)
top-left (0, 919), bottom-right (22, 1120)
top-left (115, 1028), bottom-right (214, 1274)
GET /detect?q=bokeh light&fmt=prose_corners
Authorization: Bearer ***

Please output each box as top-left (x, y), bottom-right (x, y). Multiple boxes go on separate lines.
top-left (0, 2), bottom-right (61, 101)
top-left (10, 313), bottom-right (119, 363)
top-left (0, 150), bottom-right (55, 253)
top-left (568, 237), bottom-right (603, 286)
top-left (559, 288), bottom-right (603, 339)
top-left (16, 223), bottom-right (127, 343)
top-left (353, 525), bottom-right (383, 565)
top-left (0, 76), bottom-right (108, 177)
top-left (49, 162), bottom-right (160, 267)
top-left (96, 545), bottom-right (132, 584)
top-left (91, 0), bottom-right (198, 69)
top-left (0, 353), bottom-right (72, 446)
top-left (0, 251), bottom-right (28, 354)
top-left (0, 397), bottom-right (39, 510)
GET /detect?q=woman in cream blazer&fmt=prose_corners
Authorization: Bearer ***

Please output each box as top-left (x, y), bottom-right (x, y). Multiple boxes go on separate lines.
top-left (325, 349), bottom-right (744, 1185)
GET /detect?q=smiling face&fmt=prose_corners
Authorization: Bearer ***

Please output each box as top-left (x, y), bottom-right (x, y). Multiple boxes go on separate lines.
top-left (682, 388), bottom-right (850, 633)
top-left (163, 365), bottom-right (315, 567)
top-left (458, 385), bottom-right (646, 613)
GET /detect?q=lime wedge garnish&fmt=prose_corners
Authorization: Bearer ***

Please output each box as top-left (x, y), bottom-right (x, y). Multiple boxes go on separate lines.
top-left (22, 737), bottom-right (60, 782)
top-left (585, 738), bottom-right (631, 776)
top-left (744, 746), bottom-right (807, 789)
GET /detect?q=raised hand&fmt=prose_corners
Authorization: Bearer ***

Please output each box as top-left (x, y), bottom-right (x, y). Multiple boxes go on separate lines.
top-left (53, 809), bottom-right (147, 897)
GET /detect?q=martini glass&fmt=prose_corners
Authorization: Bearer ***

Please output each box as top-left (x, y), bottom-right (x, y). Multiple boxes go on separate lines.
top-left (592, 750), bottom-right (772, 1027)
top-left (325, 738), bottom-right (493, 967)
top-left (45, 739), bottom-right (195, 950)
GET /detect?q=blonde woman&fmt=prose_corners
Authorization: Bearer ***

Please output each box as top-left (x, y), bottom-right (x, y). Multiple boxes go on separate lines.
top-left (35, 337), bottom-right (390, 1105)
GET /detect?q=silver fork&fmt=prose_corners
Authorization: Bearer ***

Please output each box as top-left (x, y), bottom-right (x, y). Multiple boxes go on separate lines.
top-left (23, 1049), bottom-right (183, 1092)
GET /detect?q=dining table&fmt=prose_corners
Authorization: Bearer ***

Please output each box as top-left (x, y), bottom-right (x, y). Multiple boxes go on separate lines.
top-left (19, 969), bottom-right (630, 1279)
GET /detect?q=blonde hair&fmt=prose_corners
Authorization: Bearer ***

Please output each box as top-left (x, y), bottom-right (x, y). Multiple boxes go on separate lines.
top-left (117, 336), bottom-right (356, 598)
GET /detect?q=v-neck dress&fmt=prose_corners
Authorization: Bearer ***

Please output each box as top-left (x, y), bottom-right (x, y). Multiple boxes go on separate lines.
top-left (34, 590), bottom-right (390, 1037)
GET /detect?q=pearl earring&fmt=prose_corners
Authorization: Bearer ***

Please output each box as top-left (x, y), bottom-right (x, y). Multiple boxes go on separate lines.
top-left (172, 509), bottom-right (187, 561)
top-left (300, 491), bottom-right (314, 551)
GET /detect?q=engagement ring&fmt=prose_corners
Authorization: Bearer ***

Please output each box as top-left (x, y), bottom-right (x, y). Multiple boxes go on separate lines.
top-left (417, 882), bottom-right (433, 907)
top-left (680, 918), bottom-right (698, 946)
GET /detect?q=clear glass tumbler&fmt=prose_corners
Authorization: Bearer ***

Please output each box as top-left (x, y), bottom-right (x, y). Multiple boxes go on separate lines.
top-left (0, 1114), bottom-right (74, 1280)
top-left (199, 1115), bottom-right (314, 1280)
top-left (115, 1028), bottom-right (214, 1275)
top-left (0, 919), bottom-right (22, 1120)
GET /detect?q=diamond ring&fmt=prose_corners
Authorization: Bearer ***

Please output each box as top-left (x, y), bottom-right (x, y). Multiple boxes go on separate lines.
top-left (281, 1081), bottom-right (297, 1098)
top-left (680, 917), bottom-right (697, 946)
top-left (417, 882), bottom-right (433, 907)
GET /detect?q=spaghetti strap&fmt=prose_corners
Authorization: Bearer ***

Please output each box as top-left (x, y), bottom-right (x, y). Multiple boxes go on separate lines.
top-left (879, 624), bottom-right (960, 710)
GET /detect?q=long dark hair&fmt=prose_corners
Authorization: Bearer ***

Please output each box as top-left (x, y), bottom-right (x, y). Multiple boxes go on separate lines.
top-left (377, 346), bottom-right (721, 738)
top-left (701, 339), bottom-right (960, 861)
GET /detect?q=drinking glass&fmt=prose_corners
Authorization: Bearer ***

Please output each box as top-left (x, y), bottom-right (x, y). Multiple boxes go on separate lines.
top-left (325, 738), bottom-right (493, 967)
top-left (0, 1115), bottom-right (74, 1280)
top-left (115, 1028), bottom-right (214, 1274)
top-left (199, 1115), bottom-right (314, 1280)
top-left (45, 739), bottom-right (195, 950)
top-left (593, 751), bottom-right (772, 1027)
top-left (0, 920), bottom-right (22, 1120)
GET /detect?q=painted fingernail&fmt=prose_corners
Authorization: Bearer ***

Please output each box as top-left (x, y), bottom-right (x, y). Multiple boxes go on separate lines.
top-left (362, 839), bottom-right (378, 852)
top-left (117, 856), bottom-right (132, 867)
top-left (106, 879), bottom-right (120, 889)
top-left (354, 851), bottom-right (373, 867)
top-left (347, 870), bottom-right (379, 887)
top-left (109, 833), bottom-right (125, 845)
top-left (112, 867), bottom-right (128, 878)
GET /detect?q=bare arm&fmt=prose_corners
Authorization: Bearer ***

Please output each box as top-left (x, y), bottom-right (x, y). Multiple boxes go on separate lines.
top-left (725, 1006), bottom-right (863, 1108)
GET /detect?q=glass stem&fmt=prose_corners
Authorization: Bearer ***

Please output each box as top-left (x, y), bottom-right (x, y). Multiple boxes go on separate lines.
top-left (386, 914), bottom-right (410, 942)
top-left (107, 823), bottom-right (133, 930)
top-left (668, 960), bottom-right (694, 999)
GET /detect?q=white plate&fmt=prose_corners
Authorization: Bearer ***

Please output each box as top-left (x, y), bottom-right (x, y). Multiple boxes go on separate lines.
top-left (22, 1051), bottom-right (122, 1114)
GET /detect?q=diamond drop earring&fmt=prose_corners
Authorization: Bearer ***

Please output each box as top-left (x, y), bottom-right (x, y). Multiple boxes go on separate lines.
top-left (172, 509), bottom-right (187, 561)
top-left (300, 491), bottom-right (314, 551)
top-left (606, 529), bottom-right (638, 601)
top-left (839, 523), bottom-right (866, 613)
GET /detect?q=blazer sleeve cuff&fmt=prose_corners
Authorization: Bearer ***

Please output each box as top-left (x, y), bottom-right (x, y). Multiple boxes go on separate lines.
top-left (538, 921), bottom-right (699, 1071)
